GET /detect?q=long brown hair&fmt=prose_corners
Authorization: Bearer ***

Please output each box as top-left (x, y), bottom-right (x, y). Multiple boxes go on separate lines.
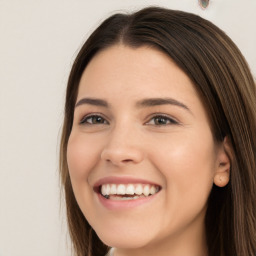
top-left (60, 7), bottom-right (256, 256)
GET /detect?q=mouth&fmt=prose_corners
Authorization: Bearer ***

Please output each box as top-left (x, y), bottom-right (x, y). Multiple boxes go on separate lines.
top-left (94, 176), bottom-right (162, 209)
top-left (97, 183), bottom-right (161, 201)
top-left (95, 183), bottom-right (161, 201)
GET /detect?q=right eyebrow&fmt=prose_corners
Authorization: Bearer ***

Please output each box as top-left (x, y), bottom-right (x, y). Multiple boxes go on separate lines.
top-left (75, 98), bottom-right (109, 108)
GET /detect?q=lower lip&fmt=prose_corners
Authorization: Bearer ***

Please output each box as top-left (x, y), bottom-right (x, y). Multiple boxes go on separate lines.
top-left (97, 192), bottom-right (160, 210)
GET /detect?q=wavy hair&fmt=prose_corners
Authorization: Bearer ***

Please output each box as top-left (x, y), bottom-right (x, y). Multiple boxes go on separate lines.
top-left (60, 7), bottom-right (256, 256)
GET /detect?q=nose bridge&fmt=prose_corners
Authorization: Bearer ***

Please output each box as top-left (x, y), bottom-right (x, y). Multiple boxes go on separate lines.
top-left (101, 121), bottom-right (144, 166)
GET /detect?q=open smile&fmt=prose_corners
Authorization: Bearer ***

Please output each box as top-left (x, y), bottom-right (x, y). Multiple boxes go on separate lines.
top-left (100, 183), bottom-right (160, 200)
top-left (94, 176), bottom-right (162, 209)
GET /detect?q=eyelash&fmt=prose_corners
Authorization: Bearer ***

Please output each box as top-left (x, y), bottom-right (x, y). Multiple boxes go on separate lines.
top-left (79, 114), bottom-right (179, 126)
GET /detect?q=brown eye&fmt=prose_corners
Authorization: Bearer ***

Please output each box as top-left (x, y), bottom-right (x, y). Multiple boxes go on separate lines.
top-left (154, 117), bottom-right (169, 125)
top-left (80, 115), bottom-right (108, 125)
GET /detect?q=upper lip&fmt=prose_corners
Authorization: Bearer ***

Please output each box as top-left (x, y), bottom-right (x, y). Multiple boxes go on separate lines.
top-left (93, 176), bottom-right (161, 191)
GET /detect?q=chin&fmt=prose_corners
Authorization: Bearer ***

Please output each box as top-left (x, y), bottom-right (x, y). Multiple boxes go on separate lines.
top-left (95, 228), bottom-right (154, 249)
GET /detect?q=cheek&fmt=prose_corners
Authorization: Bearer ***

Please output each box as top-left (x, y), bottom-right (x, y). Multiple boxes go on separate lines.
top-left (67, 133), bottom-right (100, 179)
top-left (66, 132), bottom-right (103, 217)
top-left (149, 129), bottom-right (216, 210)
top-left (149, 133), bottom-right (215, 237)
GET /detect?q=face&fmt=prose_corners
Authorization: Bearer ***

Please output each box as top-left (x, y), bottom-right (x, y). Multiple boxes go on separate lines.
top-left (67, 45), bottom-right (224, 255)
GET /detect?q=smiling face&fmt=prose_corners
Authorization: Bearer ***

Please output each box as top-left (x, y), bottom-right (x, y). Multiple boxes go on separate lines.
top-left (67, 45), bottom-right (229, 255)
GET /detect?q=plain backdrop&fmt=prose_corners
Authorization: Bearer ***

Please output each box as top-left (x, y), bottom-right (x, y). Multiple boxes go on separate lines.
top-left (0, 0), bottom-right (255, 255)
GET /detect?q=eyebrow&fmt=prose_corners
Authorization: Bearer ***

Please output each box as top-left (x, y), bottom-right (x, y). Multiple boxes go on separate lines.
top-left (75, 98), bottom-right (108, 108)
top-left (75, 97), bottom-right (191, 114)
top-left (136, 97), bottom-right (192, 113)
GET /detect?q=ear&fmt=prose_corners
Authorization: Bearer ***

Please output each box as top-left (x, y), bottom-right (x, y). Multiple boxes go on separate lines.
top-left (213, 136), bottom-right (232, 187)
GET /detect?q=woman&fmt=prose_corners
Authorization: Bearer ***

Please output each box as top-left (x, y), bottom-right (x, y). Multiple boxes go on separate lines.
top-left (59, 7), bottom-right (256, 256)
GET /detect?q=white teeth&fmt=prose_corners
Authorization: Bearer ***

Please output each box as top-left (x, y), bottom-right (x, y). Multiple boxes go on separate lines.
top-left (135, 184), bottom-right (143, 195)
top-left (126, 184), bottom-right (135, 195)
top-left (110, 184), bottom-right (117, 194)
top-left (101, 184), bottom-right (110, 196)
top-left (106, 184), bottom-right (110, 195)
top-left (102, 184), bottom-right (107, 196)
top-left (150, 186), bottom-right (156, 195)
top-left (100, 183), bottom-right (160, 197)
top-left (117, 184), bottom-right (126, 195)
top-left (143, 185), bottom-right (150, 196)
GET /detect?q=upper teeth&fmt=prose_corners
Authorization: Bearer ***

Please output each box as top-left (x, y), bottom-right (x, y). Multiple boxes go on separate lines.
top-left (101, 184), bottom-right (159, 197)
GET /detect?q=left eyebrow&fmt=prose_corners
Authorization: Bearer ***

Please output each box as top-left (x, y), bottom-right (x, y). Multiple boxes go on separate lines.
top-left (135, 97), bottom-right (192, 114)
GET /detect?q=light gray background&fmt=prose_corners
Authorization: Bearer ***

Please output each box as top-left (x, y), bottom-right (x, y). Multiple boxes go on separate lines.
top-left (0, 0), bottom-right (255, 255)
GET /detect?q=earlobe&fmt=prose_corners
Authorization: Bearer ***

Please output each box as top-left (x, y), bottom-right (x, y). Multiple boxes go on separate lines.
top-left (214, 172), bottom-right (230, 187)
top-left (213, 136), bottom-right (232, 187)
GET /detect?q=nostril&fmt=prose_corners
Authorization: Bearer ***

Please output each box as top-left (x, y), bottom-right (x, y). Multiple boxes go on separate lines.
top-left (122, 159), bottom-right (133, 163)
top-left (107, 158), bottom-right (134, 166)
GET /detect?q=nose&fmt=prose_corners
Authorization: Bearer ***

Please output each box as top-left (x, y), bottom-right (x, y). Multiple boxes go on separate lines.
top-left (100, 126), bottom-right (144, 167)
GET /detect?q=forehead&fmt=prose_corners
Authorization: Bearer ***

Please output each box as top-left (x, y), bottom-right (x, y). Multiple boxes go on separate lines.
top-left (77, 44), bottom-right (199, 107)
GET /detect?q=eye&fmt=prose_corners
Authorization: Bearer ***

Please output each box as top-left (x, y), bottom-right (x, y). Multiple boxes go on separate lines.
top-left (146, 115), bottom-right (179, 126)
top-left (80, 114), bottom-right (108, 125)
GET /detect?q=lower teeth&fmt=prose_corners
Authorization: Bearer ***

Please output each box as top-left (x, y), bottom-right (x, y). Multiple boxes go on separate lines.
top-left (103, 194), bottom-right (147, 200)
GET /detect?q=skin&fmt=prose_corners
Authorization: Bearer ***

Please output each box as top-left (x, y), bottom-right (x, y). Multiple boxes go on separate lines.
top-left (67, 45), bottom-right (230, 256)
